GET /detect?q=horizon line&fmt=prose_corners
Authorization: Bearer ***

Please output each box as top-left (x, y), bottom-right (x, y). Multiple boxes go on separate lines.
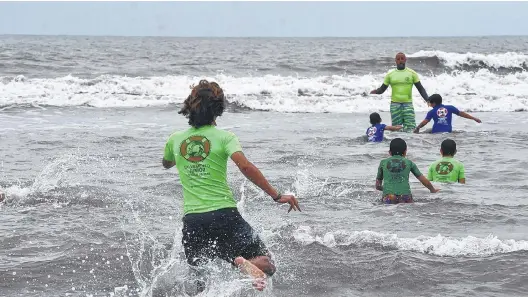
top-left (1, 33), bottom-right (527, 39)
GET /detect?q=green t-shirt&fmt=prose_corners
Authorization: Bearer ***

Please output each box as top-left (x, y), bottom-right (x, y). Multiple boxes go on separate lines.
top-left (427, 157), bottom-right (465, 183)
top-left (383, 67), bottom-right (420, 103)
top-left (163, 125), bottom-right (242, 215)
top-left (376, 155), bottom-right (423, 195)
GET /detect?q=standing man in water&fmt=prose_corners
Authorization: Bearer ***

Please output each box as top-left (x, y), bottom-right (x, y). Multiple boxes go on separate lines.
top-left (162, 79), bottom-right (301, 293)
top-left (370, 52), bottom-right (429, 132)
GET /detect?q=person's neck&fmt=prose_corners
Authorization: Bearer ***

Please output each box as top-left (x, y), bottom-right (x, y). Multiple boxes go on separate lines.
top-left (442, 155), bottom-right (454, 158)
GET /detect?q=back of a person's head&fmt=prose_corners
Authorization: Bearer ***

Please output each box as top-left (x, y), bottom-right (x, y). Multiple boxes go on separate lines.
top-left (389, 138), bottom-right (407, 156)
top-left (369, 112), bottom-right (382, 125)
top-left (428, 94), bottom-right (442, 105)
top-left (441, 138), bottom-right (457, 156)
top-left (178, 79), bottom-right (226, 128)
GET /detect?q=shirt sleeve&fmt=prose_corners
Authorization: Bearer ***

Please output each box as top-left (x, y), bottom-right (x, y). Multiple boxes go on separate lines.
top-left (427, 163), bottom-right (434, 180)
top-left (163, 137), bottom-right (176, 161)
top-left (383, 73), bottom-right (391, 86)
top-left (410, 161), bottom-right (423, 178)
top-left (224, 132), bottom-right (243, 157)
top-left (459, 163), bottom-right (466, 180)
top-left (425, 109), bottom-right (434, 120)
top-left (380, 124), bottom-right (387, 131)
top-left (376, 161), bottom-right (384, 180)
top-left (412, 71), bottom-right (420, 83)
top-left (450, 105), bottom-right (461, 115)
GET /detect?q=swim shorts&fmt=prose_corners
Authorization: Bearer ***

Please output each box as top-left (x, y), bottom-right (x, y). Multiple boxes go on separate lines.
top-left (382, 194), bottom-right (414, 204)
top-left (181, 207), bottom-right (270, 266)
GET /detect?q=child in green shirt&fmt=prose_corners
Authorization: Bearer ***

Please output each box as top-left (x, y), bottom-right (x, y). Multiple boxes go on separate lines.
top-left (376, 138), bottom-right (440, 204)
top-left (428, 139), bottom-right (466, 184)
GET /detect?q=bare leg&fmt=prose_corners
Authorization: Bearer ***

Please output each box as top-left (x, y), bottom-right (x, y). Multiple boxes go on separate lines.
top-left (234, 257), bottom-right (268, 291)
top-left (248, 256), bottom-right (276, 276)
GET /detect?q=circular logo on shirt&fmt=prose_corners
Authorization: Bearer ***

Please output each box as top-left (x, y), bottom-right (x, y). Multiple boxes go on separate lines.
top-left (435, 161), bottom-right (454, 175)
top-left (180, 135), bottom-right (211, 162)
top-left (437, 107), bottom-right (448, 118)
top-left (367, 127), bottom-right (377, 137)
top-left (386, 159), bottom-right (407, 173)
top-left (405, 76), bottom-right (410, 82)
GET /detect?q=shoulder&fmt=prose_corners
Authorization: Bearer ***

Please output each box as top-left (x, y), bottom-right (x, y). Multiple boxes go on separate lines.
top-left (405, 67), bottom-right (418, 75)
top-left (386, 69), bottom-right (397, 77)
top-left (216, 127), bottom-right (238, 139)
top-left (453, 158), bottom-right (465, 166)
top-left (405, 158), bottom-right (417, 165)
top-left (166, 130), bottom-right (185, 142)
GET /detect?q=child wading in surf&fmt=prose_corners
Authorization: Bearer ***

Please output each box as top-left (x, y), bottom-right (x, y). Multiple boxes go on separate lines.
top-left (375, 138), bottom-right (440, 204)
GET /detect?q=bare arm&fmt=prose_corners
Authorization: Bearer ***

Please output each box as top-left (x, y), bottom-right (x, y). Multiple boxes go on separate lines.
top-left (385, 125), bottom-right (403, 131)
top-left (375, 179), bottom-right (383, 191)
top-left (417, 175), bottom-right (440, 193)
top-left (231, 152), bottom-right (300, 212)
top-left (414, 82), bottom-right (429, 102)
top-left (459, 111), bottom-right (481, 123)
top-left (370, 83), bottom-right (388, 94)
top-left (162, 158), bottom-right (175, 169)
top-left (459, 178), bottom-right (466, 184)
top-left (413, 119), bottom-right (430, 133)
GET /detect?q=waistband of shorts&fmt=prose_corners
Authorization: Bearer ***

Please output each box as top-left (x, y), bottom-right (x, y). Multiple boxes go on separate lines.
top-left (182, 207), bottom-right (240, 221)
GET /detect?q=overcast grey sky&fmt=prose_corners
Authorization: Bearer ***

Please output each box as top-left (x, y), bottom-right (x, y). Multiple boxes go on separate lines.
top-left (0, 1), bottom-right (527, 37)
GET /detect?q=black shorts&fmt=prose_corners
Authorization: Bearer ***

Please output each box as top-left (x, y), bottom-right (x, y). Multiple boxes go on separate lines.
top-left (181, 207), bottom-right (270, 266)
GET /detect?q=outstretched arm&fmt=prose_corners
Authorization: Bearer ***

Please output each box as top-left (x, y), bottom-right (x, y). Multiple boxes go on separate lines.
top-left (370, 83), bottom-right (388, 94)
top-left (414, 82), bottom-right (429, 102)
top-left (417, 175), bottom-right (440, 193)
top-left (385, 125), bottom-right (403, 131)
top-left (459, 111), bottom-right (481, 123)
top-left (231, 152), bottom-right (300, 213)
top-left (413, 119), bottom-right (430, 133)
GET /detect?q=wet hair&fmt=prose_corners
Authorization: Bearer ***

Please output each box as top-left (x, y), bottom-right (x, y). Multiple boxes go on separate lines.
top-left (178, 79), bottom-right (226, 128)
top-left (428, 94), bottom-right (443, 105)
top-left (390, 138), bottom-right (407, 156)
top-left (441, 138), bottom-right (457, 156)
top-left (370, 112), bottom-right (382, 125)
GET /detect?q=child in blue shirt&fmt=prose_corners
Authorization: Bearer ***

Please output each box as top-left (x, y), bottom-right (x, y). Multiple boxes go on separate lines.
top-left (413, 94), bottom-right (481, 134)
top-left (366, 112), bottom-right (403, 142)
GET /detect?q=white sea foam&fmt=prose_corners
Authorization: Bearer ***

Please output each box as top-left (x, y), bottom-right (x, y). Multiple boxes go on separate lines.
top-left (408, 50), bottom-right (528, 69)
top-left (1, 70), bottom-right (528, 112)
top-left (293, 226), bottom-right (528, 257)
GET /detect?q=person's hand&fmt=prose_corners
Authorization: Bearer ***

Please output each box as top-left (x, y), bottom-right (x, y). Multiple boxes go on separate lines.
top-left (370, 90), bottom-right (377, 94)
top-left (430, 188), bottom-right (440, 193)
top-left (0, 192), bottom-right (5, 202)
top-left (474, 117), bottom-right (482, 123)
top-left (413, 128), bottom-right (420, 134)
top-left (276, 194), bottom-right (301, 213)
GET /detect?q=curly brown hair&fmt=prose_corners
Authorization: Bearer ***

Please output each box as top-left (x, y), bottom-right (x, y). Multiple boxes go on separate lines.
top-left (178, 79), bottom-right (226, 128)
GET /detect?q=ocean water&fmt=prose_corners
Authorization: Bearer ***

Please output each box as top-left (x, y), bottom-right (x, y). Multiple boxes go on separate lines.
top-left (1, 35), bottom-right (528, 297)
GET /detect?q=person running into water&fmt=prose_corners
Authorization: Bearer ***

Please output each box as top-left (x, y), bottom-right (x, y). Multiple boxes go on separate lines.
top-left (366, 112), bottom-right (403, 142)
top-left (370, 52), bottom-right (429, 132)
top-left (413, 94), bottom-right (481, 134)
top-left (162, 80), bottom-right (301, 293)
top-left (376, 138), bottom-right (439, 204)
top-left (428, 139), bottom-right (466, 184)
